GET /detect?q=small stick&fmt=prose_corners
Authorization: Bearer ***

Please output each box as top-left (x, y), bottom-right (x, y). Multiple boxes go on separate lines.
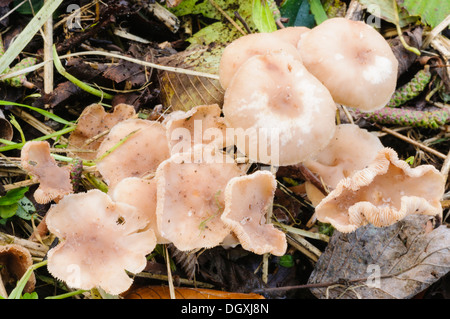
top-left (43, 0), bottom-right (54, 107)
top-left (379, 125), bottom-right (447, 160)
top-left (165, 245), bottom-right (176, 299)
top-left (209, 0), bottom-right (247, 36)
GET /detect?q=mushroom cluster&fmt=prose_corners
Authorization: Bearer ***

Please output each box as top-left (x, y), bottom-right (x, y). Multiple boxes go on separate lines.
top-left (20, 102), bottom-right (288, 295)
top-left (18, 18), bottom-right (445, 296)
top-left (218, 17), bottom-right (444, 232)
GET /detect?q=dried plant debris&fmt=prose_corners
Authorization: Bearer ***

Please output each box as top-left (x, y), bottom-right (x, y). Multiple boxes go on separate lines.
top-left (308, 215), bottom-right (450, 299)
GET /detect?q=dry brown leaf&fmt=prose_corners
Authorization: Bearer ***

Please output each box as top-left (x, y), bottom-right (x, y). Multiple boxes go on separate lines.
top-left (308, 214), bottom-right (450, 299)
top-left (157, 45), bottom-right (225, 112)
top-left (122, 286), bottom-right (265, 299)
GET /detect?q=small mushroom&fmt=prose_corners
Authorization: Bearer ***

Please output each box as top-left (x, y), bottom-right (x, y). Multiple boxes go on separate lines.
top-left (303, 124), bottom-right (384, 190)
top-left (165, 104), bottom-right (229, 154)
top-left (272, 26), bottom-right (310, 47)
top-left (96, 118), bottom-right (170, 191)
top-left (68, 103), bottom-right (136, 160)
top-left (155, 144), bottom-right (244, 251)
top-left (0, 244), bottom-right (35, 297)
top-left (298, 18), bottom-right (398, 111)
top-left (221, 171), bottom-right (287, 256)
top-left (20, 141), bottom-right (73, 204)
top-left (46, 189), bottom-right (156, 295)
top-left (219, 32), bottom-right (303, 90)
top-left (222, 52), bottom-right (337, 166)
top-left (111, 177), bottom-right (169, 244)
top-left (315, 148), bottom-right (445, 233)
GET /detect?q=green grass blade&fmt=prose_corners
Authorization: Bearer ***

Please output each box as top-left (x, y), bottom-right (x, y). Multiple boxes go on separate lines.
top-left (308, 0), bottom-right (328, 25)
top-left (0, 0), bottom-right (64, 73)
top-left (0, 100), bottom-right (74, 126)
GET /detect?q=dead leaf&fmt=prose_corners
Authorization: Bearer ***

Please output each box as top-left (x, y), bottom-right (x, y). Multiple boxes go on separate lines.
top-left (388, 27), bottom-right (423, 78)
top-left (157, 44), bottom-right (225, 112)
top-left (122, 286), bottom-right (265, 299)
top-left (308, 215), bottom-right (450, 299)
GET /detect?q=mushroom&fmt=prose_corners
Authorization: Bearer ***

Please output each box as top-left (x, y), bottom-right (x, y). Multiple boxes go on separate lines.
top-left (303, 124), bottom-right (384, 190)
top-left (155, 144), bottom-right (244, 251)
top-left (298, 17), bottom-right (398, 111)
top-left (165, 104), bottom-right (229, 155)
top-left (111, 177), bottom-right (169, 244)
top-left (218, 32), bottom-right (303, 90)
top-left (46, 189), bottom-right (156, 295)
top-left (315, 148), bottom-right (445, 233)
top-left (0, 244), bottom-right (35, 298)
top-left (68, 103), bottom-right (136, 160)
top-left (222, 52), bottom-right (337, 166)
top-left (272, 26), bottom-right (310, 47)
top-left (221, 170), bottom-right (287, 256)
top-left (96, 118), bottom-right (170, 191)
top-left (20, 141), bottom-right (73, 204)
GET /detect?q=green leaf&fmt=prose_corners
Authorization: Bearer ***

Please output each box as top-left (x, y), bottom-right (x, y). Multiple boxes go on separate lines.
top-left (21, 292), bottom-right (39, 299)
top-left (279, 254), bottom-right (295, 268)
top-left (280, 0), bottom-right (315, 28)
top-left (402, 0), bottom-right (450, 28)
top-left (15, 196), bottom-right (36, 220)
top-left (358, 0), bottom-right (418, 27)
top-left (0, 203), bottom-right (18, 219)
top-left (308, 0), bottom-right (328, 25)
top-left (252, 0), bottom-right (278, 32)
top-left (0, 187), bottom-right (29, 205)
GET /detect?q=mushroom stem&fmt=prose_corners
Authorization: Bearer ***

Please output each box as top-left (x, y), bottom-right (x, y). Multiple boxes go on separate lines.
top-left (262, 165), bottom-right (278, 284)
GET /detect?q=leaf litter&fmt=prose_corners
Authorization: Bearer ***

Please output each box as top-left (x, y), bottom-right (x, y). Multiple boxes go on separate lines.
top-left (0, 0), bottom-right (449, 300)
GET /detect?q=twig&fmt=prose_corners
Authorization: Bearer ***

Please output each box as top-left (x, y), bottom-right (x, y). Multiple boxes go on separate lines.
top-left (0, 232), bottom-right (48, 258)
top-left (0, 50), bottom-right (221, 82)
top-left (286, 235), bottom-right (319, 262)
top-left (43, 0), bottom-right (53, 107)
top-left (9, 107), bottom-right (69, 144)
top-left (165, 245), bottom-right (176, 299)
top-left (422, 14), bottom-right (450, 49)
top-left (378, 125), bottom-right (447, 159)
top-left (209, 0), bottom-right (247, 36)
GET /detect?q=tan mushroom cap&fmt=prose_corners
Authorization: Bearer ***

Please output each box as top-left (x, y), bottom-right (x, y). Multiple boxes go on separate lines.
top-left (298, 18), bottom-right (398, 111)
top-left (303, 124), bottom-right (384, 190)
top-left (165, 104), bottom-right (229, 154)
top-left (20, 141), bottom-right (73, 204)
top-left (111, 177), bottom-right (169, 244)
top-left (272, 26), bottom-right (310, 47)
top-left (0, 244), bottom-right (36, 294)
top-left (68, 103), bottom-right (136, 160)
top-left (46, 189), bottom-right (156, 295)
top-left (223, 52), bottom-right (337, 166)
top-left (315, 148), bottom-right (445, 233)
top-left (222, 171), bottom-right (287, 256)
top-left (96, 118), bottom-right (170, 191)
top-left (219, 32), bottom-right (303, 90)
top-left (155, 144), bottom-right (244, 251)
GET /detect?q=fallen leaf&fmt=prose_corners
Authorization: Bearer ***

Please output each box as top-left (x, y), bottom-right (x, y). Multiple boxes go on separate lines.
top-left (308, 215), bottom-right (450, 299)
top-left (122, 286), bottom-right (265, 299)
top-left (157, 44), bottom-right (225, 112)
